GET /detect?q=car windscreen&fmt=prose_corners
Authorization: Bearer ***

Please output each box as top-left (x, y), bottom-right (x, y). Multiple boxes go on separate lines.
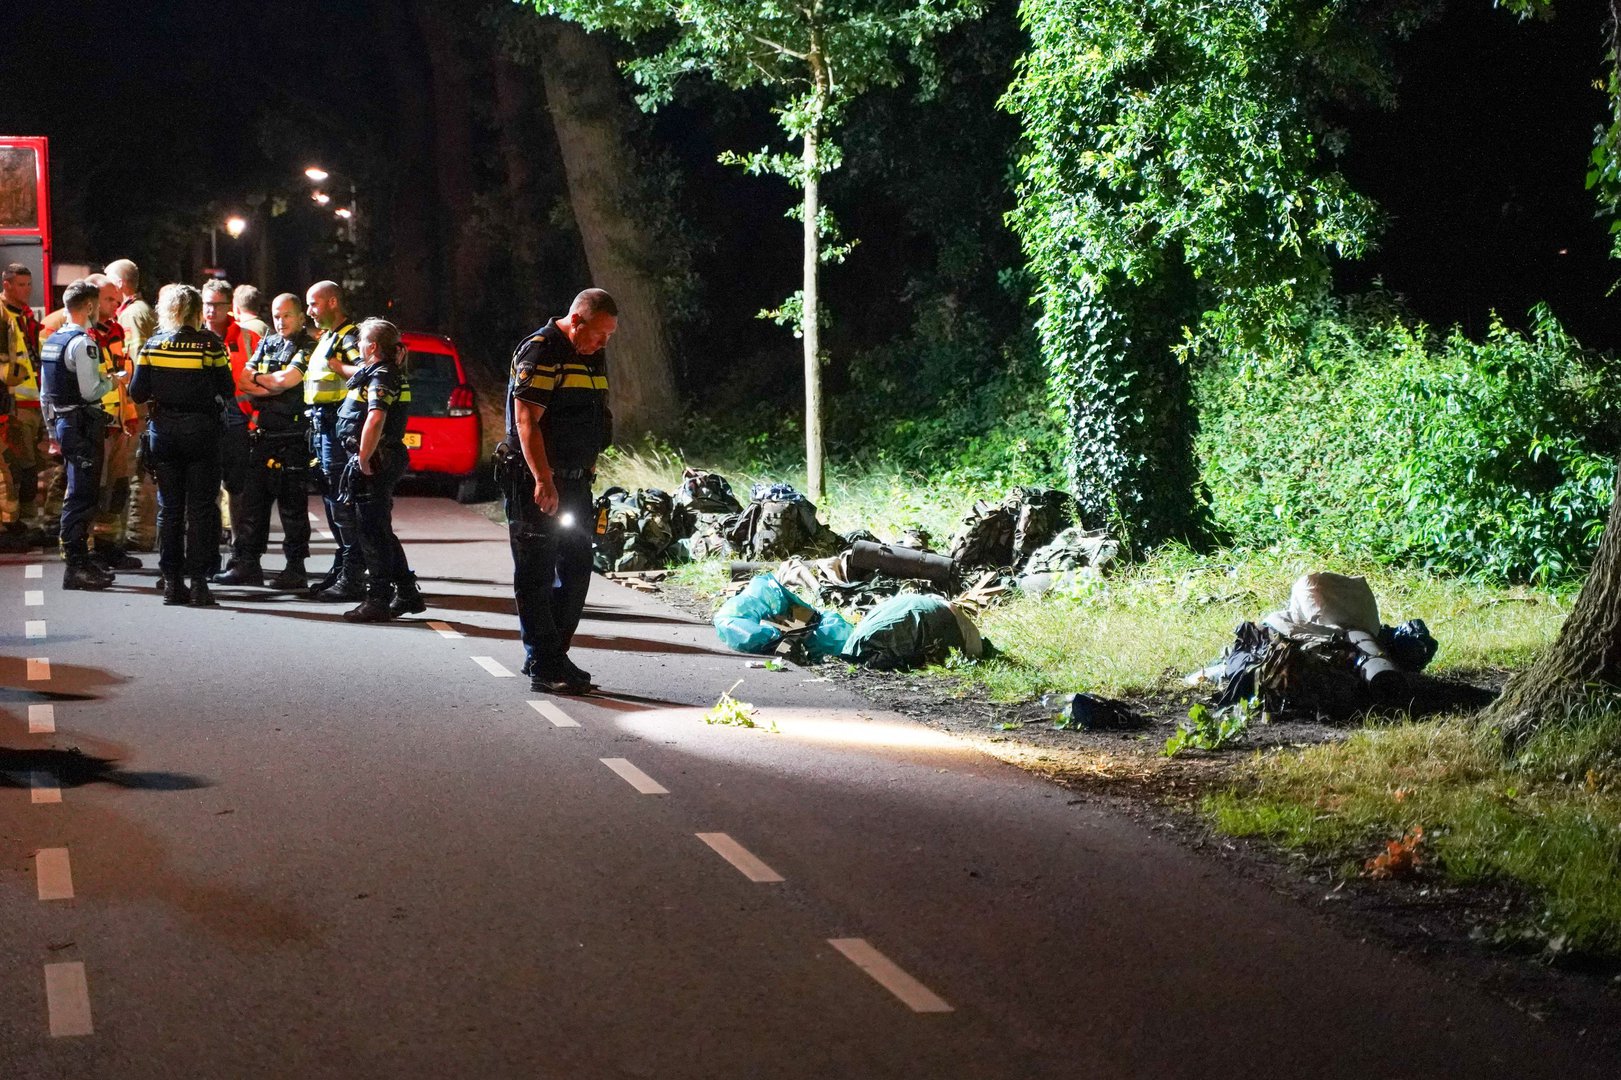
top-left (406, 348), bottom-right (458, 417)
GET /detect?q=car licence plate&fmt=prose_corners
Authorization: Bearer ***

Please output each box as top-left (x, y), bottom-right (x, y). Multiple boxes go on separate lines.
top-left (403, 432), bottom-right (422, 449)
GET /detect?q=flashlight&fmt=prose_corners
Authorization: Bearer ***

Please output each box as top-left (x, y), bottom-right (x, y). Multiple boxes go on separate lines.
top-left (558, 512), bottom-right (576, 529)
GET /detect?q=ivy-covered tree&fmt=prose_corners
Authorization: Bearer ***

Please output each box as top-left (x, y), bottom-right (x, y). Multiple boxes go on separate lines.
top-left (528, 0), bottom-right (984, 498)
top-left (1004, 0), bottom-right (1429, 543)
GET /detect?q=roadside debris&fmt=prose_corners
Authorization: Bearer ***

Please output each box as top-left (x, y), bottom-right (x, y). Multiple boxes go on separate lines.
top-left (1043, 692), bottom-right (1145, 731)
top-left (1364, 826), bottom-right (1424, 880)
top-left (839, 594), bottom-right (987, 671)
top-left (712, 572), bottom-right (855, 661)
top-left (705, 679), bottom-right (776, 731)
top-left (1190, 573), bottom-right (1440, 721)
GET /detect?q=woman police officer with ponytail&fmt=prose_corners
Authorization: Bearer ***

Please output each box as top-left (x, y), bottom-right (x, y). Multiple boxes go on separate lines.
top-left (335, 318), bottom-right (426, 622)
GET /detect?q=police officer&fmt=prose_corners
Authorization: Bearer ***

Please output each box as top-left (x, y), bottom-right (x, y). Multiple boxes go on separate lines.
top-left (502, 288), bottom-right (617, 694)
top-left (38, 280), bottom-right (118, 591)
top-left (223, 292), bottom-right (315, 589)
top-left (336, 318), bottom-right (426, 622)
top-left (129, 284), bottom-right (234, 607)
top-left (301, 280), bottom-right (366, 601)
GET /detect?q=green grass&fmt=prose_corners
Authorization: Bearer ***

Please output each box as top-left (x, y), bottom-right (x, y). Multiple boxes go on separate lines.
top-left (939, 544), bottom-right (1567, 701)
top-left (1209, 706), bottom-right (1621, 955)
top-left (603, 442), bottom-right (1570, 700)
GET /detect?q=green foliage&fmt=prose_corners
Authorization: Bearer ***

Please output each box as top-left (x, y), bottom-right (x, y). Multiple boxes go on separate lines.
top-left (705, 679), bottom-right (777, 730)
top-left (1165, 700), bottom-right (1253, 757)
top-left (1004, 0), bottom-right (1432, 543)
top-left (1196, 293), bottom-right (1619, 584)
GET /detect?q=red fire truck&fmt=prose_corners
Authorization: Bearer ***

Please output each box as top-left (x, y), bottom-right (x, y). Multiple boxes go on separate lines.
top-left (0, 135), bottom-right (51, 315)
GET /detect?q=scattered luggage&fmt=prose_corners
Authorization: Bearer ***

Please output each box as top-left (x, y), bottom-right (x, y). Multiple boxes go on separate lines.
top-left (713, 572), bottom-right (854, 661)
top-left (839, 594), bottom-right (986, 671)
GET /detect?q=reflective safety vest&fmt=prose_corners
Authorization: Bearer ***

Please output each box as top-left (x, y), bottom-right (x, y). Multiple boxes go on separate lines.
top-left (92, 320), bottom-right (136, 426)
top-left (303, 322), bottom-right (359, 405)
top-left (4, 305), bottom-right (38, 404)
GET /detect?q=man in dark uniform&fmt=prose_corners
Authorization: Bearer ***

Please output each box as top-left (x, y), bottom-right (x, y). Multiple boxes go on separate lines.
top-left (224, 292), bottom-right (315, 589)
top-left (129, 284), bottom-right (236, 607)
top-left (38, 281), bottom-right (118, 591)
top-left (502, 288), bottom-right (617, 694)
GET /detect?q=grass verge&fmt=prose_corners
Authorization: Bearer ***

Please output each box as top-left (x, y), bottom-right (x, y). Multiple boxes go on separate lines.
top-left (1209, 707), bottom-right (1621, 956)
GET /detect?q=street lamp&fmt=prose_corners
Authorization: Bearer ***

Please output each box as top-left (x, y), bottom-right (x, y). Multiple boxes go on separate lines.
top-left (301, 164), bottom-right (356, 242)
top-left (210, 214), bottom-right (247, 269)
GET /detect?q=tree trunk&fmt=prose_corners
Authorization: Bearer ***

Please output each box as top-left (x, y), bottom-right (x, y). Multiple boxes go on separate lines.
top-left (1487, 467), bottom-right (1621, 743)
top-left (493, 56), bottom-right (544, 329)
top-left (537, 21), bottom-right (680, 440)
top-left (382, 1), bottom-right (438, 327)
top-left (411, 0), bottom-right (486, 341)
top-left (802, 127), bottom-right (825, 500)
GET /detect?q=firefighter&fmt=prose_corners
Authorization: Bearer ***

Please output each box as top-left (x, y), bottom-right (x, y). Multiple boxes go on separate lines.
top-left (500, 288), bottom-right (617, 694)
top-left (224, 292), bottom-right (315, 588)
top-left (3, 262), bottom-right (52, 547)
top-left (129, 284), bottom-right (234, 607)
top-left (105, 259), bottom-right (159, 552)
top-left (87, 274), bottom-right (142, 572)
top-left (38, 280), bottom-right (118, 591)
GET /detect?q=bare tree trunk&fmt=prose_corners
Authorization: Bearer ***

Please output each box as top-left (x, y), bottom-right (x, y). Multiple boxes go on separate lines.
top-left (382, 2), bottom-right (438, 326)
top-left (537, 20), bottom-right (680, 440)
top-left (1488, 467), bottom-right (1621, 743)
top-left (411, 0), bottom-right (487, 341)
top-left (802, 126), bottom-right (825, 500)
top-left (493, 57), bottom-right (545, 330)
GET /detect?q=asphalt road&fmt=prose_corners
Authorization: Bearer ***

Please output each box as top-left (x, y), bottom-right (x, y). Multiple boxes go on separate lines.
top-left (0, 496), bottom-right (1614, 1078)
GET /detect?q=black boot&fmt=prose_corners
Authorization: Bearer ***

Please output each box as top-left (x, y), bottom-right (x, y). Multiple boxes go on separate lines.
top-left (313, 571), bottom-right (366, 603)
top-left (306, 561), bottom-right (342, 598)
top-left (162, 576), bottom-right (188, 605)
top-left (343, 597), bottom-right (394, 623)
top-left (188, 578), bottom-right (218, 607)
top-left (63, 561), bottom-right (115, 592)
top-left (213, 559), bottom-right (265, 586)
top-left (389, 573), bottom-right (427, 618)
top-left (269, 558), bottom-right (307, 590)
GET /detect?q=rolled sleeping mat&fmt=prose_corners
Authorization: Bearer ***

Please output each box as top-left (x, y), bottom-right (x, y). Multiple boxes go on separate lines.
top-left (1346, 629), bottom-right (1403, 692)
top-left (848, 540), bottom-right (954, 583)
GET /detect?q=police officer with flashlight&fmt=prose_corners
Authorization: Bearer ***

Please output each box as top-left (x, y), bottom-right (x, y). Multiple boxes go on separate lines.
top-left (500, 288), bottom-right (616, 694)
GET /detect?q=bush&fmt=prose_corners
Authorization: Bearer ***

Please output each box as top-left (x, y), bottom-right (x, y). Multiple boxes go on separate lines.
top-left (1196, 294), bottom-right (1619, 584)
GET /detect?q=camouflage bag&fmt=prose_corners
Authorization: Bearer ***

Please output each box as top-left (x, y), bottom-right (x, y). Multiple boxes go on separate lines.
top-left (948, 487), bottom-right (1076, 572)
top-left (725, 484), bottom-right (841, 562)
top-left (593, 487), bottom-right (681, 572)
top-left (673, 468), bottom-right (742, 538)
top-left (1010, 487), bottom-right (1077, 563)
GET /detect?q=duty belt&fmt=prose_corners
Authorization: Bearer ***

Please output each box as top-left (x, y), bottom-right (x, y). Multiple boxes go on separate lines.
top-left (553, 466), bottom-right (591, 481)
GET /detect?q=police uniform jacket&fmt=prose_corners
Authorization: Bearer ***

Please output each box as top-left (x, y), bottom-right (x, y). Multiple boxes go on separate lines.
top-left (248, 330), bottom-right (316, 433)
top-left (504, 320), bottom-right (612, 473)
top-left (304, 322), bottom-right (362, 407)
top-left (129, 328), bottom-right (234, 414)
top-left (337, 360), bottom-right (412, 446)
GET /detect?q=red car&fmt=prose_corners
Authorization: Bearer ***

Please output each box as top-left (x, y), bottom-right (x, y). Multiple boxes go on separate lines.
top-left (401, 331), bottom-right (483, 501)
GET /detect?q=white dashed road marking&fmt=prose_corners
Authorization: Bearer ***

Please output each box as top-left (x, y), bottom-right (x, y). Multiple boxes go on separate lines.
top-left (31, 773), bottom-right (61, 805)
top-left (36, 848), bottom-right (74, 900)
top-left (28, 704), bottom-right (55, 734)
top-left (25, 564), bottom-right (43, 579)
top-left (427, 621), bottom-right (464, 639)
top-left (472, 656), bottom-right (516, 678)
top-left (528, 700), bottom-right (579, 727)
top-left (27, 657), bottom-right (50, 682)
top-left (25, 589), bottom-right (44, 606)
top-left (44, 962), bottom-right (93, 1037)
top-left (600, 758), bottom-right (668, 795)
top-left (26, 619), bottom-right (46, 639)
top-left (696, 832), bottom-right (784, 883)
top-left (828, 939), bottom-right (953, 1013)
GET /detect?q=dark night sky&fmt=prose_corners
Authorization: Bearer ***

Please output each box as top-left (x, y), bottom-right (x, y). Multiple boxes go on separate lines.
top-left (8, 0), bottom-right (1620, 347)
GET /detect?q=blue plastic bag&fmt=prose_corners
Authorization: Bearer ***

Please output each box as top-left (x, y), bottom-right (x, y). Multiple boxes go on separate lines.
top-left (713, 573), bottom-right (802, 654)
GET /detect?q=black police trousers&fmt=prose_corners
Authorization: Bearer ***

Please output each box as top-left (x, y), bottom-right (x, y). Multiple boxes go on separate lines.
top-left (149, 411), bottom-right (222, 580)
top-left (235, 429), bottom-right (311, 562)
top-left (354, 442), bottom-right (412, 601)
top-left (311, 406), bottom-right (364, 581)
top-left (505, 471), bottom-right (594, 670)
top-left (54, 410), bottom-right (105, 564)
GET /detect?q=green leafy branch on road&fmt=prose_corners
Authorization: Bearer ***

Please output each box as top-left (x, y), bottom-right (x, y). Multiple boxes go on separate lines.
top-left (706, 680), bottom-right (778, 732)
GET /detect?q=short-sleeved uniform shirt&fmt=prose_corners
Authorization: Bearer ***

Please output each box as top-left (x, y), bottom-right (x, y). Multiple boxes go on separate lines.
top-left (504, 320), bottom-right (611, 472)
top-left (249, 330), bottom-right (316, 432)
top-left (337, 360), bottom-right (411, 446)
top-left (129, 328), bottom-right (234, 413)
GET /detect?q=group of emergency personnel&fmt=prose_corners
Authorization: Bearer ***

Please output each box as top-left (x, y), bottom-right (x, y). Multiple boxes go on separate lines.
top-left (0, 260), bottom-right (424, 623)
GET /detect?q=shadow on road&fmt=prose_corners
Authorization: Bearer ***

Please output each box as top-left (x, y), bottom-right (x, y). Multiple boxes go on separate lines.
top-left (573, 633), bottom-right (735, 658)
top-left (0, 745), bottom-right (210, 791)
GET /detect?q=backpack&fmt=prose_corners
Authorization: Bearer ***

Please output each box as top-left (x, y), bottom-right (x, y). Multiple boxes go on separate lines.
top-left (593, 487), bottom-right (680, 572)
top-left (724, 483), bottom-right (842, 561)
top-left (673, 468), bottom-right (743, 538)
